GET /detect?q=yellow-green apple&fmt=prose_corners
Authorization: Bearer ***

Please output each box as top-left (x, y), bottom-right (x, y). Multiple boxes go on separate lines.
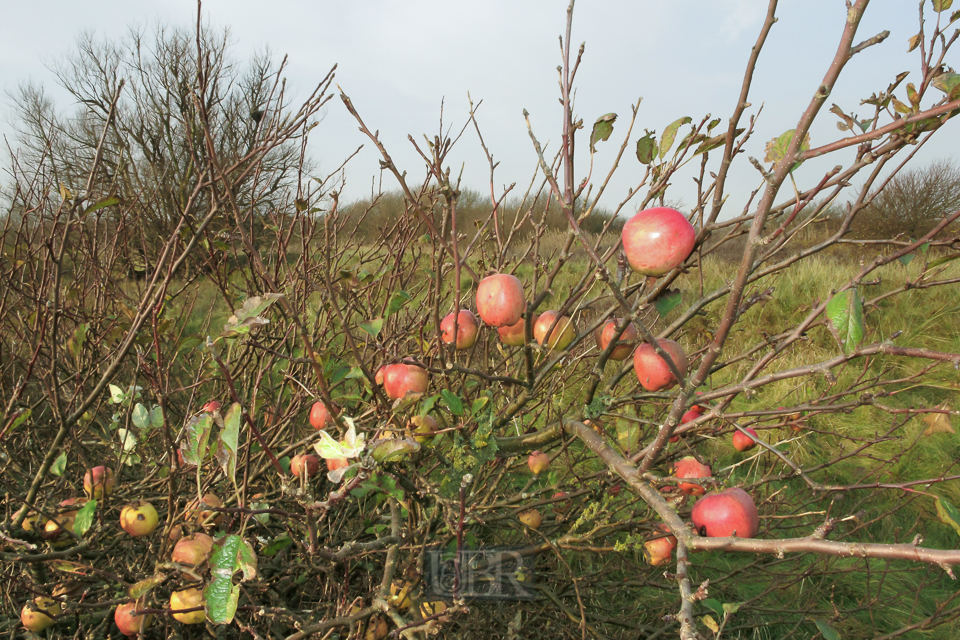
top-left (533, 311), bottom-right (575, 351)
top-left (309, 401), bottom-right (336, 430)
top-left (732, 427), bottom-right (759, 452)
top-left (43, 498), bottom-right (86, 541)
top-left (440, 309), bottom-right (479, 350)
top-left (21, 597), bottom-right (61, 633)
top-left (476, 273), bottom-right (525, 327)
top-left (598, 319), bottom-right (638, 360)
top-left (171, 532), bottom-right (215, 566)
top-left (186, 493), bottom-right (224, 527)
top-left (518, 508), bottom-right (542, 529)
top-left (633, 340), bottom-right (688, 391)
top-left (388, 581), bottom-right (413, 611)
top-left (644, 525), bottom-right (678, 566)
top-left (382, 363), bottom-right (429, 400)
top-left (673, 456), bottom-right (711, 496)
top-left (83, 465), bottom-right (116, 499)
top-left (621, 207), bottom-right (696, 276)
top-left (364, 615), bottom-right (389, 640)
top-left (527, 450), bottom-right (549, 475)
top-left (409, 415), bottom-right (438, 443)
top-left (170, 587), bottom-right (206, 624)
top-left (114, 601), bottom-right (151, 636)
top-left (498, 313), bottom-right (538, 346)
top-left (691, 487), bottom-right (759, 538)
top-left (291, 453), bottom-right (320, 478)
top-left (120, 501), bottom-right (159, 536)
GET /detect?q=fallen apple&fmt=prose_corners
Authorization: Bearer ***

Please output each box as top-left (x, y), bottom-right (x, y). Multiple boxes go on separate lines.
top-left (382, 362), bottom-right (429, 400)
top-left (440, 309), bottom-right (479, 350)
top-left (170, 586), bottom-right (206, 624)
top-left (21, 597), bottom-right (61, 633)
top-left (732, 427), bottom-right (759, 452)
top-left (498, 313), bottom-right (538, 346)
top-left (120, 501), bottom-right (159, 536)
top-left (533, 311), bottom-right (576, 351)
top-left (633, 340), bottom-right (688, 392)
top-left (476, 273), bottom-right (525, 327)
top-left (621, 207), bottom-right (696, 276)
top-left (673, 456), bottom-right (712, 496)
top-left (527, 450), bottom-right (549, 475)
top-left (83, 465), bottom-right (116, 499)
top-left (691, 487), bottom-right (760, 538)
top-left (518, 508), bottom-right (542, 529)
top-left (114, 601), bottom-right (151, 636)
top-left (598, 318), bottom-right (638, 360)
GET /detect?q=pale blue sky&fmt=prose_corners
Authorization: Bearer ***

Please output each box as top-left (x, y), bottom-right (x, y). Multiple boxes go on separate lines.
top-left (2, 1), bottom-right (956, 217)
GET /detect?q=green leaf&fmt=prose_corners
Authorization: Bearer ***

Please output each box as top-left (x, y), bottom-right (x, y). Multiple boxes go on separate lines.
top-left (261, 534), bottom-right (293, 557)
top-left (932, 73), bottom-right (960, 100)
top-left (205, 534), bottom-right (258, 624)
top-left (825, 288), bottom-right (865, 355)
top-left (279, 456), bottom-right (291, 475)
top-left (701, 598), bottom-right (723, 618)
top-left (181, 413), bottom-right (214, 465)
top-left (814, 618), bottom-right (842, 640)
top-left (935, 496), bottom-right (960, 539)
top-left (51, 452), bottom-right (68, 477)
top-left (217, 403), bottom-right (242, 486)
top-left (221, 293), bottom-right (284, 337)
top-left (441, 389), bottom-right (464, 416)
top-left (81, 196), bottom-right (121, 216)
top-left (653, 290), bottom-right (683, 317)
top-left (636, 130), bottom-right (657, 164)
top-left (371, 437), bottom-right (421, 462)
top-left (471, 396), bottom-right (491, 416)
top-left (386, 290), bottom-right (413, 317)
top-left (898, 252), bottom-right (915, 266)
top-left (928, 253), bottom-right (960, 268)
top-left (722, 601), bottom-right (743, 616)
top-left (659, 116), bottom-right (692, 159)
top-left (616, 409), bottom-right (640, 453)
top-left (109, 384), bottom-right (126, 404)
top-left (149, 405), bottom-right (164, 429)
top-left (74, 499), bottom-right (97, 538)
top-left (764, 129), bottom-right (811, 172)
top-left (131, 403), bottom-right (150, 430)
top-left (313, 430), bottom-right (350, 459)
top-left (4, 408), bottom-right (31, 435)
top-left (358, 318), bottom-right (384, 338)
top-left (933, 0), bottom-right (953, 12)
top-left (590, 113), bottom-right (617, 153)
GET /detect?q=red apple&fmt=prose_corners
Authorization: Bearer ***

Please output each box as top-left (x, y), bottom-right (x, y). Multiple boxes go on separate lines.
top-left (691, 487), bottom-right (759, 538)
top-left (202, 400), bottom-right (221, 413)
top-left (115, 601), bottom-right (151, 636)
top-left (598, 319), bottom-right (638, 360)
top-left (120, 501), bottom-right (159, 536)
top-left (186, 493), bottom-right (224, 526)
top-left (673, 456), bottom-right (712, 496)
top-left (552, 491), bottom-right (571, 514)
top-left (681, 407), bottom-right (703, 424)
top-left (375, 366), bottom-right (386, 385)
top-left (476, 273), bottom-right (525, 327)
top-left (309, 401), bottom-right (336, 430)
top-left (533, 311), bottom-right (576, 351)
top-left (732, 427), bottom-right (759, 452)
top-left (327, 457), bottom-right (350, 472)
top-left (518, 508), bottom-right (542, 529)
top-left (382, 363), bottom-right (429, 400)
top-left (21, 597), bottom-right (61, 633)
top-left (170, 587), bottom-right (206, 624)
top-left (527, 450), bottom-right (549, 475)
top-left (644, 525), bottom-right (678, 566)
top-left (498, 313), bottom-right (538, 346)
top-left (621, 207), bottom-right (696, 276)
top-left (440, 309), bottom-right (479, 350)
top-left (291, 453), bottom-right (320, 478)
top-left (409, 415), bottom-right (439, 443)
top-left (83, 465), bottom-right (116, 499)
top-left (171, 532), bottom-right (215, 566)
top-left (633, 340), bottom-right (688, 392)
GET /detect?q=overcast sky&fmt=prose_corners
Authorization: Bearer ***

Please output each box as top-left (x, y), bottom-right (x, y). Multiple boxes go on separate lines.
top-left (2, 1), bottom-right (957, 218)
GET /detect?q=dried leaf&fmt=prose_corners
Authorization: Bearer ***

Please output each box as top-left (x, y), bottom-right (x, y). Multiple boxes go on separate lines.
top-left (922, 407), bottom-right (955, 435)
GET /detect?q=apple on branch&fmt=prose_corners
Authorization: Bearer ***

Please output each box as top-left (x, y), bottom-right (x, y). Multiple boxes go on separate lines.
top-left (621, 207), bottom-right (696, 276)
top-left (440, 309), bottom-right (479, 350)
top-left (633, 340), bottom-right (688, 392)
top-left (533, 311), bottom-right (576, 351)
top-left (476, 273), bottom-right (525, 327)
top-left (691, 487), bottom-right (759, 538)
top-left (597, 318), bottom-right (638, 360)
top-left (498, 313), bottom-right (538, 346)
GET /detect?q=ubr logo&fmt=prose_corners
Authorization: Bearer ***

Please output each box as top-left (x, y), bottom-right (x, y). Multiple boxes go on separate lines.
top-left (423, 547), bottom-right (536, 601)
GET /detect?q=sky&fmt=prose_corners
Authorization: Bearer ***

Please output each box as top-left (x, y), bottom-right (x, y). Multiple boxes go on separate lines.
top-left (1, 0), bottom-right (957, 218)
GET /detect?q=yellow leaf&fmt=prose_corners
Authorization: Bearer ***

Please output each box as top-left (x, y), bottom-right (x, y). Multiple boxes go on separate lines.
top-left (701, 614), bottom-right (719, 634)
top-left (922, 406), bottom-right (955, 436)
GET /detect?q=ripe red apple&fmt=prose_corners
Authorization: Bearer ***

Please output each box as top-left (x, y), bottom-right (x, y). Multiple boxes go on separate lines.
top-left (120, 501), bottom-right (159, 536)
top-left (533, 311), bottom-right (576, 351)
top-left (291, 453), bottom-right (320, 478)
top-left (83, 465), bottom-right (116, 499)
top-left (375, 366), bottom-right (386, 385)
top-left (732, 427), bottom-right (759, 452)
top-left (598, 319), bottom-right (638, 360)
top-left (644, 525), bottom-right (678, 566)
top-left (382, 363), bottom-right (429, 400)
top-left (621, 207), bottom-right (696, 276)
top-left (476, 273), bottom-right (525, 327)
top-left (309, 401), bottom-right (336, 430)
top-left (673, 456), bottom-right (712, 496)
top-left (552, 491), bottom-right (571, 514)
top-left (171, 532), bottom-right (215, 566)
top-left (527, 450), bottom-right (549, 475)
top-left (691, 487), bottom-right (759, 538)
top-left (21, 597), bottom-right (61, 633)
top-left (186, 493), bottom-right (224, 526)
top-left (498, 313), bottom-right (538, 346)
top-left (327, 457), bottom-right (350, 472)
top-left (202, 400), bottom-right (221, 413)
top-left (409, 415), bottom-right (438, 443)
top-left (170, 587), bottom-right (206, 624)
top-left (518, 509), bottom-right (542, 529)
top-left (115, 601), bottom-right (151, 636)
top-left (440, 309), bottom-right (479, 350)
top-left (633, 340), bottom-right (688, 392)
